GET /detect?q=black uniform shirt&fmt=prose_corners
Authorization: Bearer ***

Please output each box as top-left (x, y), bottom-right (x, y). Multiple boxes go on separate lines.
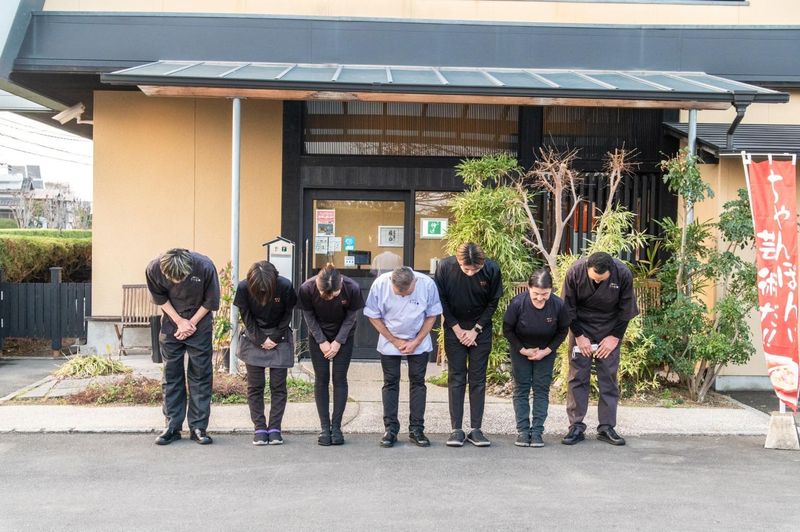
top-left (233, 276), bottom-right (297, 345)
top-left (297, 275), bottom-right (365, 344)
top-left (561, 257), bottom-right (639, 341)
top-left (145, 251), bottom-right (220, 336)
top-left (434, 255), bottom-right (503, 330)
top-left (503, 292), bottom-right (570, 353)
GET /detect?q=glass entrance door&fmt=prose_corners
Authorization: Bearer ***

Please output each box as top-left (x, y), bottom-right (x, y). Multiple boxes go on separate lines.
top-left (302, 190), bottom-right (410, 359)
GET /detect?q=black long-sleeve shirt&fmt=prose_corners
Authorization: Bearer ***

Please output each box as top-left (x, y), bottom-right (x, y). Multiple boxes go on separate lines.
top-left (145, 251), bottom-right (220, 336)
top-left (233, 276), bottom-right (297, 345)
top-left (503, 292), bottom-right (570, 354)
top-left (434, 255), bottom-right (503, 330)
top-left (297, 275), bottom-right (364, 344)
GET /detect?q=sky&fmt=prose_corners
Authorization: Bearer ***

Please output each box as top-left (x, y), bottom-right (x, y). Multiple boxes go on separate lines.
top-left (0, 111), bottom-right (93, 201)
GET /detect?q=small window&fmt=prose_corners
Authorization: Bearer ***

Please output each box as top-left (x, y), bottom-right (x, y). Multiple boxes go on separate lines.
top-left (303, 101), bottom-right (519, 157)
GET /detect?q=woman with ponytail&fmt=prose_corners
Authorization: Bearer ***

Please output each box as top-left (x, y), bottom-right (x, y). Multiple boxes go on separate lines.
top-left (298, 263), bottom-right (365, 446)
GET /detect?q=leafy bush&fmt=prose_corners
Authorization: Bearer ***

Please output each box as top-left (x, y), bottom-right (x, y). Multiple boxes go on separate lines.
top-left (645, 151), bottom-right (757, 403)
top-left (0, 234), bottom-right (91, 282)
top-left (54, 355), bottom-right (131, 379)
top-left (444, 154), bottom-right (536, 383)
top-left (67, 375), bottom-right (161, 405)
top-left (0, 229), bottom-right (91, 239)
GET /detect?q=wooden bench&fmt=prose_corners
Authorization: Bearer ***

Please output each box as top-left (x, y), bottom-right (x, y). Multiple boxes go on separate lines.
top-left (114, 284), bottom-right (159, 356)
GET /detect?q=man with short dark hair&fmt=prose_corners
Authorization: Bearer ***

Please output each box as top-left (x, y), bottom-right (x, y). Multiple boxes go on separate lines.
top-left (435, 242), bottom-right (503, 447)
top-left (364, 266), bottom-right (442, 448)
top-left (145, 248), bottom-right (220, 446)
top-left (561, 251), bottom-right (638, 446)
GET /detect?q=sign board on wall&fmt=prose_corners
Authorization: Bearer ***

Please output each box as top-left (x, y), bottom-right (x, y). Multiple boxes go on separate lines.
top-left (421, 218), bottom-right (448, 239)
top-left (344, 236), bottom-right (356, 251)
top-left (315, 209), bottom-right (336, 236)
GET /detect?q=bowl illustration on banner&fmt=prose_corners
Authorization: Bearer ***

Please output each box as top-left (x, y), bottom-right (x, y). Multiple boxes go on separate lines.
top-left (765, 359), bottom-right (799, 394)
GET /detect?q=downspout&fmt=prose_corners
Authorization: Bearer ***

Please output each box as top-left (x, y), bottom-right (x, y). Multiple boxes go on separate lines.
top-left (726, 95), bottom-right (753, 150)
top-left (229, 97), bottom-right (241, 373)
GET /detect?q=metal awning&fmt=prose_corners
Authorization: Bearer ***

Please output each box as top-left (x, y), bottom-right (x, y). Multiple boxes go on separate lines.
top-left (0, 90), bottom-right (48, 112)
top-left (665, 122), bottom-right (800, 157)
top-left (101, 60), bottom-right (789, 110)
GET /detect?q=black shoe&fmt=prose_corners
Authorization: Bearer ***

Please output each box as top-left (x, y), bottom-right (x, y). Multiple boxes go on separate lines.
top-left (409, 430), bottom-right (431, 447)
top-left (317, 429), bottom-right (332, 447)
top-left (561, 427), bottom-right (585, 445)
top-left (253, 431), bottom-right (269, 446)
top-left (189, 428), bottom-right (213, 445)
top-left (267, 430), bottom-right (283, 445)
top-left (466, 428), bottom-right (491, 447)
top-left (530, 433), bottom-right (544, 448)
top-left (597, 428), bottom-right (626, 446)
top-left (155, 428), bottom-right (181, 446)
top-left (446, 429), bottom-right (466, 447)
top-left (380, 431), bottom-right (397, 448)
top-left (514, 432), bottom-right (531, 447)
top-left (330, 426), bottom-right (345, 446)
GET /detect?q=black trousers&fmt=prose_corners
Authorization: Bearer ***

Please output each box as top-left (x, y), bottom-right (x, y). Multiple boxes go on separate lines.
top-left (510, 349), bottom-right (556, 435)
top-left (160, 329), bottom-right (213, 431)
top-left (566, 336), bottom-right (621, 433)
top-left (245, 364), bottom-right (288, 431)
top-left (310, 337), bottom-right (354, 429)
top-left (444, 328), bottom-right (492, 430)
top-left (380, 353), bottom-right (428, 434)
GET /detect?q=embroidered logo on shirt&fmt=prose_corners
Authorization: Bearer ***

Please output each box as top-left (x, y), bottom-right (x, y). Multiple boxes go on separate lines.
top-left (274, 297), bottom-right (281, 303)
top-left (190, 276), bottom-right (202, 283)
top-left (341, 300), bottom-right (348, 305)
top-left (546, 317), bottom-right (554, 323)
top-left (479, 281), bottom-right (487, 287)
top-left (610, 283), bottom-right (620, 289)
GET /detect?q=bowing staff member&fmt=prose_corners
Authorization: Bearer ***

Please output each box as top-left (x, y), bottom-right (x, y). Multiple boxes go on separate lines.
top-left (561, 252), bottom-right (638, 447)
top-left (503, 269), bottom-right (569, 448)
top-left (234, 261), bottom-right (297, 446)
top-left (298, 263), bottom-right (364, 446)
top-left (434, 242), bottom-right (502, 447)
top-left (364, 266), bottom-right (442, 448)
top-left (145, 248), bottom-right (220, 446)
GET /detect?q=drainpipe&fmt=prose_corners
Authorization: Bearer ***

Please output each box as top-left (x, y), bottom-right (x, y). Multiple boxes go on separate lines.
top-left (229, 97), bottom-right (241, 373)
top-left (686, 109), bottom-right (698, 226)
top-left (726, 96), bottom-right (752, 150)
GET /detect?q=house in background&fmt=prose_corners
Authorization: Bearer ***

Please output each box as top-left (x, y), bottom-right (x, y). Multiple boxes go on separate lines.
top-left (0, 163), bottom-right (42, 221)
top-left (0, 1), bottom-right (798, 390)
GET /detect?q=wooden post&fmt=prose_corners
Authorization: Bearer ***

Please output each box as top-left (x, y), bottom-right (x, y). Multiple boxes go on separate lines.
top-left (49, 267), bottom-right (62, 358)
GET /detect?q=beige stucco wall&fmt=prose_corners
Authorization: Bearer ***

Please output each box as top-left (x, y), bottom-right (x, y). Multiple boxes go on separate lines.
top-left (92, 92), bottom-right (282, 316)
top-left (42, 0), bottom-right (800, 26)
top-left (681, 90), bottom-right (800, 126)
top-left (693, 158), bottom-right (800, 378)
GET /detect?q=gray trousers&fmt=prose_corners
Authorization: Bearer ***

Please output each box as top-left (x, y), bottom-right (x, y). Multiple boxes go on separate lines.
top-left (565, 336), bottom-right (620, 433)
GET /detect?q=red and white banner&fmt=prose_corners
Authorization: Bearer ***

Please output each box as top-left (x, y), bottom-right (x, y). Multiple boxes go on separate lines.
top-left (744, 155), bottom-right (799, 411)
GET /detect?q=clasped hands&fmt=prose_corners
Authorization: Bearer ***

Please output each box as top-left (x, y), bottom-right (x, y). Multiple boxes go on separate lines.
top-left (575, 334), bottom-right (619, 358)
top-left (175, 318), bottom-right (196, 341)
top-left (318, 340), bottom-right (342, 360)
top-left (519, 347), bottom-right (551, 361)
top-left (452, 324), bottom-right (479, 347)
top-left (391, 337), bottom-right (421, 355)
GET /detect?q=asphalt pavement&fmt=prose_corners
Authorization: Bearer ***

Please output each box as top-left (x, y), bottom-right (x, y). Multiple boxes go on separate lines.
top-left (0, 357), bottom-right (63, 398)
top-left (1, 433), bottom-right (798, 531)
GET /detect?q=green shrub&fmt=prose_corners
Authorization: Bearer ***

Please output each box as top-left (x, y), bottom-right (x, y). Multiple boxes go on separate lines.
top-left (0, 234), bottom-right (91, 282)
top-left (0, 219), bottom-right (18, 229)
top-left (0, 229), bottom-right (91, 239)
top-left (54, 355), bottom-right (131, 379)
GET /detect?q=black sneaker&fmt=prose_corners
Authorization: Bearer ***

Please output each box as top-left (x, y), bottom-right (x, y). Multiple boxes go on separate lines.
top-left (561, 427), bottom-right (585, 445)
top-left (330, 426), bottom-right (345, 446)
top-left (189, 428), bottom-right (213, 445)
top-left (530, 432), bottom-right (544, 448)
top-left (267, 430), bottom-right (283, 445)
top-left (253, 431), bottom-right (269, 446)
top-left (514, 432), bottom-right (531, 447)
top-left (409, 430), bottom-right (431, 447)
top-left (466, 428), bottom-right (491, 447)
top-left (597, 427), bottom-right (626, 446)
top-left (380, 431), bottom-right (397, 448)
top-left (154, 428), bottom-right (181, 446)
top-left (446, 429), bottom-right (466, 447)
top-left (317, 429), bottom-right (332, 447)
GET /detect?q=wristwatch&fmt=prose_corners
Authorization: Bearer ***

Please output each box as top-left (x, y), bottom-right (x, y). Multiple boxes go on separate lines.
top-left (474, 324), bottom-right (483, 334)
